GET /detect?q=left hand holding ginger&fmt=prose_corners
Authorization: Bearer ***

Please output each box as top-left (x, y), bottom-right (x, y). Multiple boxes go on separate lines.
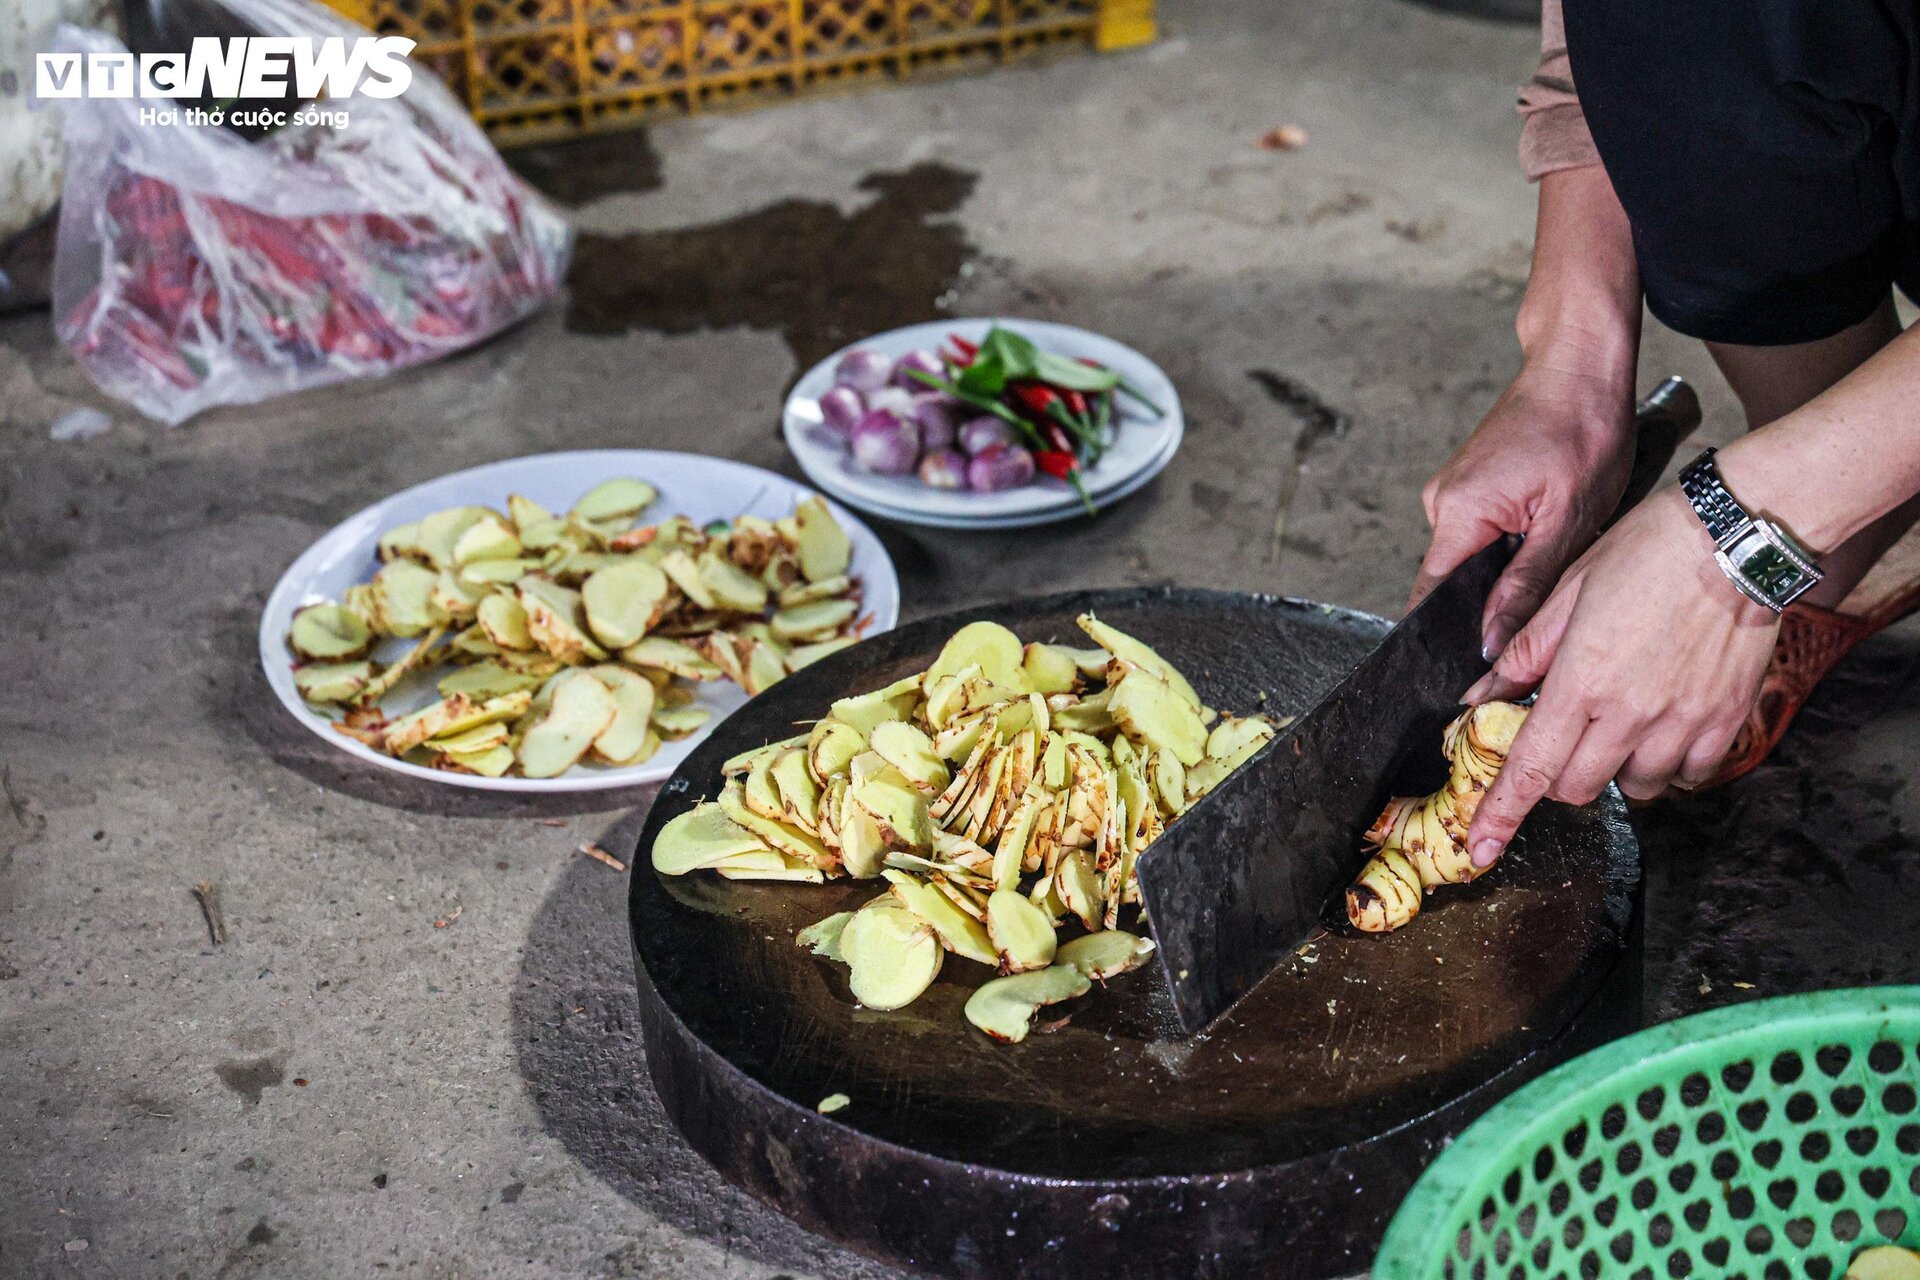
top-left (1460, 488), bottom-right (1782, 866)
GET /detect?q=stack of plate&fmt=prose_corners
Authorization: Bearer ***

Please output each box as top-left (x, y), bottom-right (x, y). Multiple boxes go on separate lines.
top-left (783, 319), bottom-right (1184, 530)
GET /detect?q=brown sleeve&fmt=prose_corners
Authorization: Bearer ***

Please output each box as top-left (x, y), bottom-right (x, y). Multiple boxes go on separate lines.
top-left (1518, 0), bottom-right (1601, 180)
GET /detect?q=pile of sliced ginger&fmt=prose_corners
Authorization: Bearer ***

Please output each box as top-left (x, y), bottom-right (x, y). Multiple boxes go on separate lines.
top-left (283, 479), bottom-right (867, 778)
top-left (652, 614), bottom-right (1283, 1043)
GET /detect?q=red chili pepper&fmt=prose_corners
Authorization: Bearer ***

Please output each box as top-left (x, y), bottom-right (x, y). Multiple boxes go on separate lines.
top-left (1033, 449), bottom-right (1078, 481)
top-left (1045, 422), bottom-right (1075, 455)
top-left (1009, 381), bottom-right (1062, 419)
top-left (1062, 388), bottom-right (1089, 419)
top-left (949, 334), bottom-right (979, 359)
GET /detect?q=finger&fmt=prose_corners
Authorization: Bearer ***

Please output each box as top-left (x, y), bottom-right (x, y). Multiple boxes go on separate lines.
top-left (1463, 575), bottom-right (1580, 705)
top-left (1676, 720), bottom-right (1744, 790)
top-left (1552, 721), bottom-right (1642, 805)
top-left (1481, 513), bottom-right (1592, 661)
top-left (1408, 509), bottom-right (1504, 613)
top-left (1617, 737), bottom-right (1690, 802)
top-left (1466, 696), bottom-right (1592, 868)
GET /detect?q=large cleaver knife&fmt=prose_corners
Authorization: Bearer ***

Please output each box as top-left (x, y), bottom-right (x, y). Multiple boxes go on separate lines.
top-left (1138, 376), bottom-right (1702, 1034)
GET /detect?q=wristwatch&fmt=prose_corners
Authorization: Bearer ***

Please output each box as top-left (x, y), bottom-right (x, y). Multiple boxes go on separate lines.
top-left (1678, 448), bottom-right (1823, 614)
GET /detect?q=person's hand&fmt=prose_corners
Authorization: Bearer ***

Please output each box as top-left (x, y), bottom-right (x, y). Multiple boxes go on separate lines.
top-left (1412, 358), bottom-right (1639, 660)
top-left (1460, 487), bottom-right (1781, 867)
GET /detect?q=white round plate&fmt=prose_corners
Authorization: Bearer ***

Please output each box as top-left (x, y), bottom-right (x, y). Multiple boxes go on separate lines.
top-left (830, 416), bottom-right (1183, 530)
top-left (783, 318), bottom-right (1183, 528)
top-left (259, 450), bottom-right (900, 793)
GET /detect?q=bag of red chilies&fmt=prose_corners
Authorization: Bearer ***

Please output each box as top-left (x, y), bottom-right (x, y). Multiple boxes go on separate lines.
top-left (48, 0), bottom-right (571, 424)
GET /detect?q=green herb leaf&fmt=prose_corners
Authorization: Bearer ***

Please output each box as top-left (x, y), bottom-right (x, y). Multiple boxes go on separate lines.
top-left (977, 326), bottom-right (1042, 374)
top-left (905, 369), bottom-right (1046, 445)
top-left (1033, 351), bottom-right (1120, 392)
top-left (1067, 467), bottom-right (1096, 516)
top-left (954, 325), bottom-right (1051, 398)
top-left (1044, 402), bottom-right (1102, 457)
top-left (1114, 376), bottom-right (1165, 418)
top-left (954, 354), bottom-right (1006, 398)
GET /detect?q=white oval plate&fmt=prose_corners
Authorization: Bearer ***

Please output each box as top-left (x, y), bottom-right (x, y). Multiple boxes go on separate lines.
top-left (259, 450), bottom-right (900, 793)
top-left (828, 417), bottom-right (1183, 530)
top-left (783, 318), bottom-right (1183, 527)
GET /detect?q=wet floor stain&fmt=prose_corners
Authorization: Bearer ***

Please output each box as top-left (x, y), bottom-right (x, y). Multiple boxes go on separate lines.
top-left (504, 129), bottom-right (665, 206)
top-left (1189, 479), bottom-right (1235, 515)
top-left (1248, 369), bottom-right (1349, 441)
top-left (1247, 369), bottom-right (1352, 565)
top-left (214, 1053), bottom-right (286, 1106)
top-left (565, 162), bottom-right (977, 374)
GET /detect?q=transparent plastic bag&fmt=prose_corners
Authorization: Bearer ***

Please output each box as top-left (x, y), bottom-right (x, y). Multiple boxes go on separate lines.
top-left (48, 0), bottom-right (572, 424)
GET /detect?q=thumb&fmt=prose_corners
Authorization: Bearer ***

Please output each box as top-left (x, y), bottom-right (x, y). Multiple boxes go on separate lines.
top-left (1480, 514), bottom-right (1589, 660)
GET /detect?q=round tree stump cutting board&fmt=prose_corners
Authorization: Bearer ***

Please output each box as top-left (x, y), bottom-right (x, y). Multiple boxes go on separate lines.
top-left (626, 588), bottom-right (1642, 1279)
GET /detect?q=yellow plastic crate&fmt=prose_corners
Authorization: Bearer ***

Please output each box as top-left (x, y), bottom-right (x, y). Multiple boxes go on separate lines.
top-left (321, 0), bottom-right (1155, 144)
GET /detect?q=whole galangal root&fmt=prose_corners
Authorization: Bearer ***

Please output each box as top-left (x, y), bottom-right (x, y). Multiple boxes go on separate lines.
top-left (1346, 701), bottom-right (1528, 933)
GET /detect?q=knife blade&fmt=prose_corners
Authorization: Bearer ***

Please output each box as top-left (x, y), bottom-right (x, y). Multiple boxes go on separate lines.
top-left (1137, 376), bottom-right (1701, 1034)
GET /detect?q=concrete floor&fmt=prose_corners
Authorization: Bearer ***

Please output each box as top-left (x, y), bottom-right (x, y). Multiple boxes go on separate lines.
top-left (4, 1), bottom-right (1919, 1276)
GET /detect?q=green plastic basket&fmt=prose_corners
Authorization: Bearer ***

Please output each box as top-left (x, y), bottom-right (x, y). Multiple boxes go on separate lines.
top-left (1375, 988), bottom-right (1920, 1280)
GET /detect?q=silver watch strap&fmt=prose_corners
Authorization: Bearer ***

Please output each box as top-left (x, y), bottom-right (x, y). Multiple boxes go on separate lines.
top-left (1679, 446), bottom-right (1825, 613)
top-left (1678, 448), bottom-right (1748, 543)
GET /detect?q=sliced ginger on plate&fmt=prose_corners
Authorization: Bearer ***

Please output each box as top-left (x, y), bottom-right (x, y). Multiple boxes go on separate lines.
top-left (284, 481), bottom-right (868, 779)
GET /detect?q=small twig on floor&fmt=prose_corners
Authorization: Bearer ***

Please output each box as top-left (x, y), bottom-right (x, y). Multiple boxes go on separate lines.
top-left (577, 842), bottom-right (626, 873)
top-left (433, 905), bottom-right (463, 929)
top-left (192, 881), bottom-right (226, 946)
top-left (1, 765), bottom-right (33, 831)
top-left (1248, 370), bottom-right (1351, 565)
top-left (536, 818), bottom-right (567, 827)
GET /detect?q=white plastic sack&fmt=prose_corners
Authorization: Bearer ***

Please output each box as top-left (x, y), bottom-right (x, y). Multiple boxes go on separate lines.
top-left (47, 0), bottom-right (572, 423)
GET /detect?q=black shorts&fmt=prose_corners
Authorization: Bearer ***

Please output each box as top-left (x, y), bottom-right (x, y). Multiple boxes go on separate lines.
top-left (1564, 0), bottom-right (1920, 345)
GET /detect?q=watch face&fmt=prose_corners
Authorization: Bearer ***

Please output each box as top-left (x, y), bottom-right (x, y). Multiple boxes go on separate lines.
top-left (1728, 529), bottom-right (1811, 600)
